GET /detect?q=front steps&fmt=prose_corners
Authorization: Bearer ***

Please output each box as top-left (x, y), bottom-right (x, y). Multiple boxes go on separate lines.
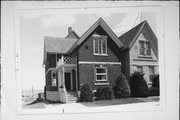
top-left (66, 91), bottom-right (78, 103)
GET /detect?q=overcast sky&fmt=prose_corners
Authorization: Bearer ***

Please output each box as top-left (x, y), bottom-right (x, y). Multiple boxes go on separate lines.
top-left (20, 9), bottom-right (157, 90)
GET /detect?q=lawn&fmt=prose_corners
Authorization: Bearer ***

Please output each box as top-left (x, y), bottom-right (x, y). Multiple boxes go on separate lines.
top-left (81, 97), bottom-right (159, 107)
top-left (22, 96), bottom-right (159, 109)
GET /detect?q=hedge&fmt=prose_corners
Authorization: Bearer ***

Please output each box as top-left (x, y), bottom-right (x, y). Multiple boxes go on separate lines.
top-left (96, 86), bottom-right (114, 100)
top-left (113, 73), bottom-right (131, 99)
top-left (130, 72), bottom-right (149, 97)
top-left (79, 83), bottom-right (94, 102)
top-left (149, 75), bottom-right (160, 96)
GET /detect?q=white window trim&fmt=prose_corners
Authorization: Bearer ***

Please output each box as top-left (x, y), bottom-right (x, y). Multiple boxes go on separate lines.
top-left (95, 83), bottom-right (109, 85)
top-left (93, 37), bottom-right (100, 55)
top-left (100, 38), bottom-right (107, 55)
top-left (79, 61), bottom-right (121, 65)
top-left (93, 34), bottom-right (108, 56)
top-left (94, 66), bottom-right (109, 85)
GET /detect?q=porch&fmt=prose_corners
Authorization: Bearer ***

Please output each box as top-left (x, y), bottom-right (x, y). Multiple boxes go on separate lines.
top-left (45, 55), bottom-right (78, 103)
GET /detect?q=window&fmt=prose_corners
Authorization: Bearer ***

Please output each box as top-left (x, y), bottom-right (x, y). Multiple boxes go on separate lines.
top-left (94, 38), bottom-right (100, 54)
top-left (139, 41), bottom-right (151, 56)
top-left (95, 65), bottom-right (108, 85)
top-left (139, 41), bottom-right (145, 55)
top-left (51, 72), bottom-right (57, 86)
top-left (93, 34), bottom-right (107, 55)
top-left (137, 66), bottom-right (143, 73)
top-left (146, 42), bottom-right (151, 56)
top-left (149, 66), bottom-right (155, 82)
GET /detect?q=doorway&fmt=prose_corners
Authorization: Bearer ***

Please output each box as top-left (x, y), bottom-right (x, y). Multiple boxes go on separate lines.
top-left (65, 73), bottom-right (71, 91)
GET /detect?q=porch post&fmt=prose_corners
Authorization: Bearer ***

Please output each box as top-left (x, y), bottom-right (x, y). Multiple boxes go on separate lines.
top-left (62, 55), bottom-right (68, 102)
top-left (75, 68), bottom-right (78, 92)
top-left (61, 55), bottom-right (65, 89)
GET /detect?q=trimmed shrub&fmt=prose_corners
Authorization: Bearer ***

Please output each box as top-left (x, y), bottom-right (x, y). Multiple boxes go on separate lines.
top-left (113, 73), bottom-right (131, 99)
top-left (130, 72), bottom-right (149, 97)
top-left (96, 86), bottom-right (114, 100)
top-left (149, 87), bottom-right (159, 96)
top-left (149, 75), bottom-right (160, 96)
top-left (79, 84), bottom-right (93, 102)
top-left (152, 75), bottom-right (159, 88)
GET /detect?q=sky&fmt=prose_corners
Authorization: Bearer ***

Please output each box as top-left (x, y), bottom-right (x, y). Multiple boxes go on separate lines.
top-left (20, 9), bottom-right (157, 90)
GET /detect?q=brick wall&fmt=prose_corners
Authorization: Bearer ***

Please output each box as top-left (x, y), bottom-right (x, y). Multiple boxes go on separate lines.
top-left (77, 26), bottom-right (122, 90)
top-left (78, 26), bottom-right (120, 62)
top-left (79, 64), bottom-right (121, 90)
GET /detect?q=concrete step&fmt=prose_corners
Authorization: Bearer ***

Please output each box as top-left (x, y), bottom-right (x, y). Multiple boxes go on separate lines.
top-left (66, 91), bottom-right (78, 102)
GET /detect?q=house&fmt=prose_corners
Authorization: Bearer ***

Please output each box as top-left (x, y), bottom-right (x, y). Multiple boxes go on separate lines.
top-left (119, 20), bottom-right (159, 85)
top-left (43, 18), bottom-right (124, 102)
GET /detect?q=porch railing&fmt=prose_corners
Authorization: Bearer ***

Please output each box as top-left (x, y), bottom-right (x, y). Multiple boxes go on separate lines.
top-left (63, 56), bottom-right (77, 64)
top-left (57, 56), bottom-right (77, 66)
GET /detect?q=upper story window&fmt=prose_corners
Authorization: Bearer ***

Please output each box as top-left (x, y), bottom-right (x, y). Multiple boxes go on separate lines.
top-left (139, 40), bottom-right (151, 56)
top-left (93, 34), bottom-right (107, 56)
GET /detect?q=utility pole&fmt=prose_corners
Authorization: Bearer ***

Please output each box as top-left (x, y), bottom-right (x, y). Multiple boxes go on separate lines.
top-left (32, 86), bottom-right (34, 99)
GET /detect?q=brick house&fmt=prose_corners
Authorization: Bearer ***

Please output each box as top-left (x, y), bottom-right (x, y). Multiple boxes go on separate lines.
top-left (119, 20), bottom-right (159, 85)
top-left (43, 18), bottom-right (124, 102)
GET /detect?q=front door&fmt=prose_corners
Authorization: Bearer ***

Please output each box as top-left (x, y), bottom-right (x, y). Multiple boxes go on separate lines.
top-left (72, 69), bottom-right (76, 91)
top-left (65, 73), bottom-right (71, 91)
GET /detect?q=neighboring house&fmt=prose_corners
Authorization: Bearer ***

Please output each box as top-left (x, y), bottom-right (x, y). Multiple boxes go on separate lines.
top-left (119, 20), bottom-right (159, 84)
top-left (43, 18), bottom-right (124, 102)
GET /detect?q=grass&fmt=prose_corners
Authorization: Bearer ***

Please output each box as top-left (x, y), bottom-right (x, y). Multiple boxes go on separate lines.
top-left (22, 96), bottom-right (160, 109)
top-left (22, 98), bottom-right (63, 109)
top-left (23, 102), bottom-right (45, 109)
top-left (80, 97), bottom-right (159, 107)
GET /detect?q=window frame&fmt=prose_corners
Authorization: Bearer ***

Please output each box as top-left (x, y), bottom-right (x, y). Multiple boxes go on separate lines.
top-left (94, 65), bottom-right (109, 85)
top-left (138, 40), bottom-right (151, 57)
top-left (137, 65), bottom-right (143, 73)
top-left (93, 34), bottom-right (108, 56)
top-left (51, 71), bottom-right (57, 86)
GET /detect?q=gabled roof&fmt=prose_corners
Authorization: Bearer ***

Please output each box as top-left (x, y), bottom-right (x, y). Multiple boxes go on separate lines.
top-left (43, 36), bottom-right (78, 65)
top-left (69, 17), bottom-right (124, 53)
top-left (118, 21), bottom-right (146, 48)
top-left (118, 20), bottom-right (158, 58)
top-left (65, 30), bottom-right (80, 39)
top-left (43, 18), bottom-right (125, 65)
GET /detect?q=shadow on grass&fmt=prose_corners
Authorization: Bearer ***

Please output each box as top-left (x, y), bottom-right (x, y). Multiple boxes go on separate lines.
top-left (23, 98), bottom-right (46, 109)
top-left (23, 98), bottom-right (64, 109)
top-left (27, 98), bottom-right (43, 105)
top-left (27, 98), bottom-right (64, 105)
top-left (80, 98), bottom-right (145, 107)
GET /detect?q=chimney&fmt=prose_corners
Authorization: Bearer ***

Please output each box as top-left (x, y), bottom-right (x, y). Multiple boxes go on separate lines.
top-left (68, 27), bottom-right (73, 35)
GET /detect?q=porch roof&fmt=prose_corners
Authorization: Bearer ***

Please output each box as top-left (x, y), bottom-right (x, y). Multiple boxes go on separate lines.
top-left (43, 36), bottom-right (78, 65)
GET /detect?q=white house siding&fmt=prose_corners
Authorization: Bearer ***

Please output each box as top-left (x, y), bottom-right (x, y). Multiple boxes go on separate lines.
top-left (46, 91), bottom-right (60, 101)
top-left (129, 33), bottom-right (159, 84)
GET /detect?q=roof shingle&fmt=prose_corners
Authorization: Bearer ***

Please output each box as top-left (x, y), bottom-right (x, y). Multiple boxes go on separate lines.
top-left (44, 36), bottom-right (78, 54)
top-left (118, 20), bottom-right (146, 48)
top-left (118, 20), bottom-right (158, 58)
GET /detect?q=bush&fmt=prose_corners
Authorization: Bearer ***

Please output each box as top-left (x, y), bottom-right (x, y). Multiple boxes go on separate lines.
top-left (152, 75), bottom-right (159, 88)
top-left (79, 84), bottom-right (94, 102)
top-left (149, 75), bottom-right (160, 96)
top-left (130, 72), bottom-right (149, 97)
top-left (149, 87), bottom-right (159, 96)
top-left (113, 73), bottom-right (131, 99)
top-left (96, 86), bottom-right (114, 100)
